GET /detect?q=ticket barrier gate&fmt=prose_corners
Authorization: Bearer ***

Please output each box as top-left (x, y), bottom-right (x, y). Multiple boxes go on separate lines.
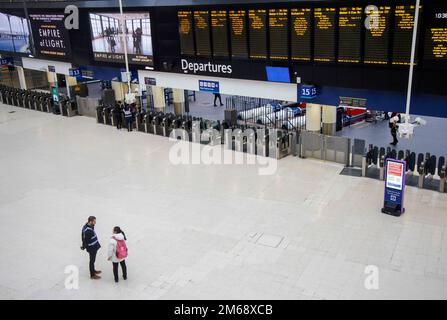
top-left (268, 129), bottom-right (293, 159)
top-left (96, 105), bottom-right (105, 124)
top-left (256, 129), bottom-right (269, 157)
top-left (104, 106), bottom-right (114, 125)
top-left (144, 112), bottom-right (156, 134)
top-left (61, 99), bottom-right (77, 117)
top-left (161, 113), bottom-right (175, 137)
top-left (136, 111), bottom-right (146, 132)
top-left (152, 113), bottom-right (164, 136)
top-left (440, 165), bottom-right (446, 193)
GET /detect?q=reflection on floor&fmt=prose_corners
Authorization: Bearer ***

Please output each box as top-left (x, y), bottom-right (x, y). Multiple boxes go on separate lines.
top-left (91, 35), bottom-right (152, 56)
top-left (1, 103), bottom-right (447, 300)
top-left (337, 116), bottom-right (447, 157)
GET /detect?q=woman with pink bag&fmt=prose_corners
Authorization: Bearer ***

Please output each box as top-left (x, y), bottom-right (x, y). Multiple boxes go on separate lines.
top-left (107, 226), bottom-right (128, 283)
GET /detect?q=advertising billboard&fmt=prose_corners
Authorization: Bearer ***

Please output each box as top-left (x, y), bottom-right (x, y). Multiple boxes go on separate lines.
top-left (89, 12), bottom-right (153, 66)
top-left (29, 13), bottom-right (72, 60)
top-left (0, 11), bottom-right (32, 55)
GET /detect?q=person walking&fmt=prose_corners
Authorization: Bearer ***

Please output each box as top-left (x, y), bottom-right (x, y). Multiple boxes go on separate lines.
top-left (390, 120), bottom-right (399, 146)
top-left (108, 226), bottom-right (128, 283)
top-left (113, 101), bottom-right (123, 130)
top-left (123, 106), bottom-right (133, 132)
top-left (81, 216), bottom-right (102, 280)
top-left (213, 93), bottom-right (223, 107)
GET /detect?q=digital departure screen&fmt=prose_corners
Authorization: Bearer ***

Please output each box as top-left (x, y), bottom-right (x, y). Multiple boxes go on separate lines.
top-left (424, 6), bottom-right (447, 61)
top-left (248, 9), bottom-right (267, 59)
top-left (393, 5), bottom-right (417, 65)
top-left (338, 7), bottom-right (362, 64)
top-left (291, 8), bottom-right (312, 61)
top-left (269, 9), bottom-right (288, 60)
top-left (178, 11), bottom-right (195, 56)
top-left (229, 10), bottom-right (248, 59)
top-left (194, 11), bottom-right (211, 57)
top-left (211, 10), bottom-right (229, 58)
top-left (364, 6), bottom-right (392, 65)
top-left (314, 8), bottom-right (336, 62)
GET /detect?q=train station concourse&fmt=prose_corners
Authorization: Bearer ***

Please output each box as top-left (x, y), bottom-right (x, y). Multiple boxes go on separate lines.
top-left (1, 0), bottom-right (447, 304)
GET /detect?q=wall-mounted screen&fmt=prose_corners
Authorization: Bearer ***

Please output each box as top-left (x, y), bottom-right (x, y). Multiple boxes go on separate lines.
top-left (229, 10), bottom-right (248, 59)
top-left (0, 11), bottom-right (32, 55)
top-left (89, 12), bottom-right (153, 65)
top-left (364, 6), bottom-right (392, 65)
top-left (266, 66), bottom-right (290, 83)
top-left (269, 9), bottom-right (288, 60)
top-left (314, 8), bottom-right (336, 62)
top-left (29, 13), bottom-right (71, 59)
top-left (194, 11), bottom-right (211, 57)
top-left (249, 9), bottom-right (267, 59)
top-left (211, 10), bottom-right (229, 58)
top-left (178, 11), bottom-right (195, 56)
top-left (338, 7), bottom-right (362, 63)
top-left (291, 8), bottom-right (312, 61)
top-left (424, 5), bottom-right (447, 61)
top-left (393, 5), bottom-right (418, 65)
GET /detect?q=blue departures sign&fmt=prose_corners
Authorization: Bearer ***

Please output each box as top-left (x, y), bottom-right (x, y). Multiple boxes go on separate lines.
top-left (382, 159), bottom-right (406, 216)
top-left (198, 80), bottom-right (220, 93)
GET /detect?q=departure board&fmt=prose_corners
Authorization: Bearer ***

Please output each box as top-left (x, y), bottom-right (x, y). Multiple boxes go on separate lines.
top-left (291, 8), bottom-right (312, 61)
top-left (364, 6), bottom-right (391, 65)
top-left (338, 7), bottom-right (362, 63)
top-left (269, 9), bottom-right (288, 60)
top-left (178, 11), bottom-right (195, 56)
top-left (393, 5), bottom-right (417, 65)
top-left (314, 8), bottom-right (336, 62)
top-left (211, 10), bottom-right (229, 58)
top-left (194, 11), bottom-right (211, 57)
top-left (229, 10), bottom-right (248, 59)
top-left (248, 9), bottom-right (267, 59)
top-left (424, 7), bottom-right (447, 61)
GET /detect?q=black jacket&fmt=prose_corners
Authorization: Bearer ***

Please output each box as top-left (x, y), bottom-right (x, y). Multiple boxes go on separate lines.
top-left (81, 223), bottom-right (101, 253)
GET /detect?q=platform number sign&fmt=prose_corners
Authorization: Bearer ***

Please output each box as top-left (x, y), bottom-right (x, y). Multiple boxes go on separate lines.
top-left (382, 159), bottom-right (406, 217)
top-left (300, 84), bottom-right (317, 100)
top-left (0, 57), bottom-right (14, 66)
top-left (199, 80), bottom-right (220, 93)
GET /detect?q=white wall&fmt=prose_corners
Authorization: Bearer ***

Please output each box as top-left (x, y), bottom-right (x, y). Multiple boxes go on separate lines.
top-left (138, 71), bottom-right (298, 102)
top-left (22, 57), bottom-right (72, 75)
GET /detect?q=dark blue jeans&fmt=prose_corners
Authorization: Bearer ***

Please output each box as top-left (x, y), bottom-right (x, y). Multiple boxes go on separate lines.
top-left (126, 118), bottom-right (132, 131)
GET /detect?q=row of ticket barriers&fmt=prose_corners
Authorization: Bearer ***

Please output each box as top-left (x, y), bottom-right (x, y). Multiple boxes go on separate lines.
top-left (362, 144), bottom-right (446, 193)
top-left (96, 105), bottom-right (298, 159)
top-left (0, 84), bottom-right (77, 116)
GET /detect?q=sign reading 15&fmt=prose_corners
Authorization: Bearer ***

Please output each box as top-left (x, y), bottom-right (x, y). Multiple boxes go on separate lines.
top-left (300, 85), bottom-right (317, 99)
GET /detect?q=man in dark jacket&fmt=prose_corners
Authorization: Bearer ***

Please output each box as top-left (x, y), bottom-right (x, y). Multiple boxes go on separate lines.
top-left (81, 216), bottom-right (102, 279)
top-left (112, 102), bottom-right (123, 130)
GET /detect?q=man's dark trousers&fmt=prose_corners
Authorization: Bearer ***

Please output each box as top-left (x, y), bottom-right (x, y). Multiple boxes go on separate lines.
top-left (89, 250), bottom-right (98, 277)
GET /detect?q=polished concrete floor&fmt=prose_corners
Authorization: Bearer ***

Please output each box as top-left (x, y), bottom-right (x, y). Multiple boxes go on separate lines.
top-left (1, 103), bottom-right (447, 300)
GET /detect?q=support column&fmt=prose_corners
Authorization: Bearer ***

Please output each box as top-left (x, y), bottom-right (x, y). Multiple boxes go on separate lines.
top-left (47, 71), bottom-right (56, 89)
top-left (322, 105), bottom-right (337, 136)
top-left (305, 103), bottom-right (321, 133)
top-left (172, 88), bottom-right (186, 115)
top-left (111, 81), bottom-right (125, 102)
top-left (65, 75), bottom-right (77, 99)
top-left (152, 86), bottom-right (165, 112)
top-left (17, 66), bottom-right (27, 90)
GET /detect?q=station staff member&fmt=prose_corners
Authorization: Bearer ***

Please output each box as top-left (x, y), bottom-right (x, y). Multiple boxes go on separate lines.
top-left (81, 216), bottom-right (102, 280)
